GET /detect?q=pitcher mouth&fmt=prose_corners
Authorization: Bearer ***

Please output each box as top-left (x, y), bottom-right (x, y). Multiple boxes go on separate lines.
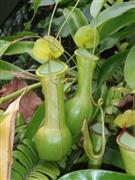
top-left (36, 60), bottom-right (68, 77)
top-left (117, 131), bottom-right (135, 152)
top-left (75, 48), bottom-right (99, 61)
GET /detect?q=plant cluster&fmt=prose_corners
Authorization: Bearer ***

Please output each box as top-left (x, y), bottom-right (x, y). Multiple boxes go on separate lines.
top-left (1, 0), bottom-right (135, 179)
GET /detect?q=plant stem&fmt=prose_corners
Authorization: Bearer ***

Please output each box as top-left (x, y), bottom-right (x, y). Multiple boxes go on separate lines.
top-left (56, 0), bottom-right (80, 39)
top-left (48, 2), bottom-right (58, 36)
top-left (0, 82), bottom-right (41, 105)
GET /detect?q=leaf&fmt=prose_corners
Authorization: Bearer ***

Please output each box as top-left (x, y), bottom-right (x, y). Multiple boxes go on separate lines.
top-left (98, 51), bottom-right (128, 84)
top-left (59, 169), bottom-right (134, 180)
top-left (0, 60), bottom-right (37, 80)
top-left (12, 160), bottom-right (28, 178)
top-left (91, 2), bottom-right (135, 27)
top-left (5, 41), bottom-right (34, 56)
top-left (11, 170), bottom-right (24, 180)
top-left (114, 110), bottom-right (135, 128)
top-left (30, 0), bottom-right (68, 6)
top-left (90, 0), bottom-right (105, 18)
top-left (22, 139), bottom-right (38, 161)
top-left (63, 7), bottom-right (88, 38)
top-left (27, 162), bottom-right (60, 180)
top-left (0, 31), bottom-right (38, 41)
top-left (0, 78), bottom-right (42, 122)
top-left (24, 103), bottom-right (45, 139)
top-left (34, 162), bottom-right (60, 179)
top-left (103, 147), bottom-right (124, 169)
top-left (99, 9), bottom-right (135, 40)
top-left (33, 0), bottom-right (41, 14)
top-left (0, 40), bottom-right (12, 57)
top-left (0, 96), bottom-right (22, 180)
top-left (124, 45), bottom-right (135, 89)
top-left (99, 23), bottom-right (135, 52)
top-left (13, 150), bottom-right (33, 169)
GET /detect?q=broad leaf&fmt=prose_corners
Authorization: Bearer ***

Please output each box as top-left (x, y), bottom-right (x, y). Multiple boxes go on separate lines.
top-left (33, 0), bottom-right (41, 14)
top-left (0, 96), bottom-right (22, 180)
top-left (99, 9), bottom-right (135, 40)
top-left (59, 169), bottom-right (134, 180)
top-left (91, 2), bottom-right (135, 27)
top-left (30, 0), bottom-right (67, 6)
top-left (98, 51), bottom-right (128, 84)
top-left (5, 41), bottom-right (34, 56)
top-left (99, 24), bottom-right (135, 52)
top-left (90, 0), bottom-right (105, 18)
top-left (103, 147), bottom-right (124, 169)
top-left (0, 31), bottom-right (37, 41)
top-left (24, 103), bottom-right (45, 139)
top-left (63, 7), bottom-right (88, 37)
top-left (0, 60), bottom-right (38, 80)
top-left (0, 40), bottom-right (12, 57)
top-left (124, 45), bottom-right (135, 89)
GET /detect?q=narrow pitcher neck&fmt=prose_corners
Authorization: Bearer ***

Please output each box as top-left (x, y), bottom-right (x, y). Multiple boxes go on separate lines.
top-left (76, 54), bottom-right (97, 97)
top-left (36, 61), bottom-right (67, 128)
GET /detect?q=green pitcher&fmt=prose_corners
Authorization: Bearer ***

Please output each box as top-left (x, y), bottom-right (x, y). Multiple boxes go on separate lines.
top-left (34, 60), bottom-right (72, 161)
top-left (66, 48), bottom-right (98, 138)
top-left (117, 131), bottom-right (135, 176)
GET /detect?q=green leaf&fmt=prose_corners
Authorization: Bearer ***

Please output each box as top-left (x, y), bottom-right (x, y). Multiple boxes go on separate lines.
top-left (0, 60), bottom-right (22, 80)
top-left (0, 40), bottom-right (12, 57)
top-left (5, 41), bottom-right (34, 56)
top-left (99, 9), bottom-right (135, 40)
top-left (103, 147), bottom-right (124, 169)
top-left (30, 0), bottom-right (66, 6)
top-left (11, 170), bottom-right (24, 180)
top-left (28, 172), bottom-right (49, 180)
top-left (63, 7), bottom-right (88, 38)
top-left (115, 110), bottom-right (135, 128)
top-left (124, 45), bottom-right (135, 89)
top-left (59, 169), bottom-right (134, 180)
top-left (24, 103), bottom-right (45, 139)
top-left (0, 31), bottom-right (37, 41)
top-left (13, 150), bottom-right (32, 170)
top-left (91, 2), bottom-right (135, 27)
top-left (12, 160), bottom-right (27, 178)
top-left (16, 144), bottom-right (37, 164)
top-left (34, 162), bottom-right (59, 179)
top-left (98, 51), bottom-right (128, 84)
top-left (0, 60), bottom-right (38, 80)
top-left (99, 24), bottom-right (135, 52)
top-left (90, 0), bottom-right (105, 18)
top-left (22, 139), bottom-right (38, 162)
top-left (33, 0), bottom-right (41, 13)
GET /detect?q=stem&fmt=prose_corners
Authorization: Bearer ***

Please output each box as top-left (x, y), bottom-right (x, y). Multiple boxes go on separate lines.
top-left (0, 82), bottom-right (41, 105)
top-left (56, 0), bottom-right (80, 39)
top-left (48, 2), bottom-right (58, 36)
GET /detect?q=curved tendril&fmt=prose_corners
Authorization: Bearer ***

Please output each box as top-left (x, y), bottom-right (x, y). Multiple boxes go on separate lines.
top-left (64, 52), bottom-right (76, 65)
top-left (56, 0), bottom-right (80, 39)
top-left (67, 53), bottom-right (76, 65)
top-left (48, 2), bottom-right (59, 36)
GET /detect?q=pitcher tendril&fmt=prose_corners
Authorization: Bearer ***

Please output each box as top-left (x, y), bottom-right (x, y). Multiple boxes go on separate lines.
top-left (56, 0), bottom-right (80, 39)
top-left (48, 2), bottom-right (59, 36)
